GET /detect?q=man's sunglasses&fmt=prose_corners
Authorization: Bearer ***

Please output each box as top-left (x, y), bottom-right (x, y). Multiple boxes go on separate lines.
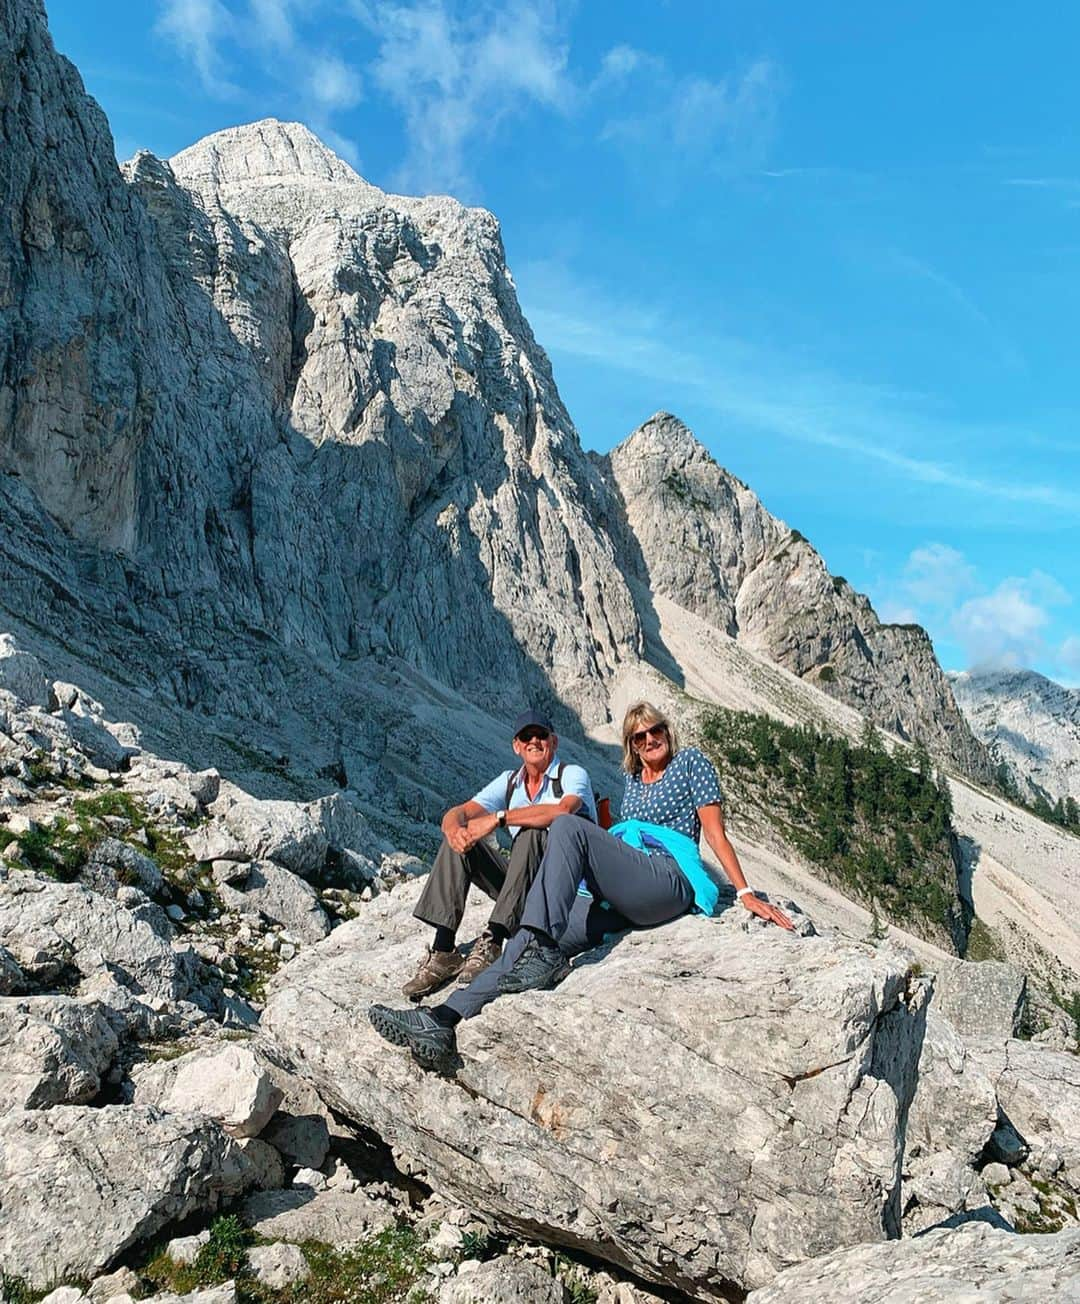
top-left (631, 724), bottom-right (667, 747)
top-left (516, 728), bottom-right (552, 743)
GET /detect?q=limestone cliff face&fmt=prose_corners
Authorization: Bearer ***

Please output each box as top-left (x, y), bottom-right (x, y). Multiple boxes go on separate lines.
top-left (0, 0), bottom-right (640, 729)
top-left (599, 413), bottom-right (989, 777)
top-left (0, 0), bottom-right (987, 796)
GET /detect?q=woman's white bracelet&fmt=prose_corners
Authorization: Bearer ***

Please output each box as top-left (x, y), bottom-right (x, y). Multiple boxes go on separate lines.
top-left (736, 887), bottom-right (755, 899)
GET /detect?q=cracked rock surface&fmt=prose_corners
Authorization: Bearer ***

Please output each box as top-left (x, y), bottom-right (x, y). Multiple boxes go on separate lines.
top-left (262, 883), bottom-right (929, 1297)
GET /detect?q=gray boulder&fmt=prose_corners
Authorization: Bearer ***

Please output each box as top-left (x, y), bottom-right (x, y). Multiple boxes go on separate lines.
top-left (190, 791), bottom-right (374, 879)
top-left (0, 995), bottom-right (120, 1109)
top-left (0, 943), bottom-right (24, 993)
top-left (239, 1186), bottom-right (394, 1245)
top-left (0, 869), bottom-right (196, 1001)
top-left (247, 1242), bottom-right (309, 1289)
top-left (745, 1222), bottom-right (1080, 1302)
top-left (907, 1012), bottom-right (999, 1163)
top-left (212, 859), bottom-right (330, 944)
top-left (263, 885), bottom-right (930, 1296)
top-left (0, 1105), bottom-right (251, 1287)
top-left (260, 1110), bottom-right (330, 1169)
top-left (0, 634), bottom-right (49, 708)
top-left (86, 836), bottom-right (165, 898)
top-left (932, 960), bottom-right (1027, 1040)
top-left (131, 1043), bottom-right (283, 1137)
top-left (439, 1258), bottom-right (569, 1303)
top-left (967, 1038), bottom-right (1080, 1191)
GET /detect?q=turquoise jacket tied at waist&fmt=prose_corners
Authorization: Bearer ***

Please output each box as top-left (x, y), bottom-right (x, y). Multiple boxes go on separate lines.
top-left (608, 818), bottom-right (720, 917)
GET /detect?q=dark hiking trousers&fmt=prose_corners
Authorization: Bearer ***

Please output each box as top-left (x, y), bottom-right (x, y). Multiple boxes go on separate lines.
top-left (444, 814), bottom-right (694, 1021)
top-left (413, 826), bottom-right (547, 937)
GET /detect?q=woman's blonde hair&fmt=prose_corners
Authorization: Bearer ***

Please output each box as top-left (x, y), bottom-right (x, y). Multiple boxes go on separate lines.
top-left (621, 701), bottom-right (679, 775)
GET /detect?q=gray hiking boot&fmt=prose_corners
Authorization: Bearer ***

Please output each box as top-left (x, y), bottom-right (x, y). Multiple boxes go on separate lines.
top-left (368, 1004), bottom-right (456, 1067)
top-left (496, 934), bottom-right (570, 995)
top-left (457, 930), bottom-right (503, 984)
top-left (402, 946), bottom-right (464, 1000)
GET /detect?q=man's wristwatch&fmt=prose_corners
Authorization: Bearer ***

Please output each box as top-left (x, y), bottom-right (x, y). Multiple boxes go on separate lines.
top-left (496, 809), bottom-right (508, 829)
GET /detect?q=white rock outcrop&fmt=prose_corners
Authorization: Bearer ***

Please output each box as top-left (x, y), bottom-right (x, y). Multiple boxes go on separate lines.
top-left (263, 886), bottom-right (929, 1297)
top-left (212, 859), bottom-right (330, 943)
top-left (0, 995), bottom-right (120, 1109)
top-left (745, 1222), bottom-right (1080, 1302)
top-left (0, 869), bottom-right (199, 1003)
top-left (0, 1106), bottom-right (251, 1287)
top-left (131, 1043), bottom-right (283, 1137)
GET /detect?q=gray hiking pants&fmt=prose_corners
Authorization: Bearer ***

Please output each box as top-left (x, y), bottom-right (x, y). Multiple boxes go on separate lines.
top-left (413, 826), bottom-right (547, 936)
top-left (444, 814), bottom-right (694, 1020)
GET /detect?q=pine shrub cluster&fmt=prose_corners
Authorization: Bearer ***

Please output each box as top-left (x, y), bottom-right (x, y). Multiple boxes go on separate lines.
top-left (700, 710), bottom-right (966, 947)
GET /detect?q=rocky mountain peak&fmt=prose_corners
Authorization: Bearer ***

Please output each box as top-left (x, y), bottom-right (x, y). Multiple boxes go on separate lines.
top-left (951, 667), bottom-right (1080, 802)
top-left (169, 118), bottom-right (364, 190)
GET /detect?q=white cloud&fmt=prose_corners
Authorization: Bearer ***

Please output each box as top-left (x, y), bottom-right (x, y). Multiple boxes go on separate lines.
top-left (951, 572), bottom-right (1071, 668)
top-left (156, 0), bottom-right (238, 96)
top-left (308, 54), bottom-right (362, 111)
top-left (356, 0), bottom-right (572, 195)
top-left (900, 544), bottom-right (978, 608)
top-left (249, 0), bottom-right (298, 49)
top-left (156, 0), bottom-right (362, 161)
top-left (600, 57), bottom-right (783, 178)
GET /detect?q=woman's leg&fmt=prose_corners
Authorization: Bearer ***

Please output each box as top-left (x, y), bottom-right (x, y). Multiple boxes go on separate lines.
top-left (519, 814), bottom-right (693, 943)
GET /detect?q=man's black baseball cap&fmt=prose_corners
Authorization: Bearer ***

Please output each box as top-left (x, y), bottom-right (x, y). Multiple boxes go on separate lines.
top-left (513, 709), bottom-right (554, 738)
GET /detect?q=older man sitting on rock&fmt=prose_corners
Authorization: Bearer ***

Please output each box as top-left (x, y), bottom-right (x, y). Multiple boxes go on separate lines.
top-left (402, 710), bottom-right (596, 998)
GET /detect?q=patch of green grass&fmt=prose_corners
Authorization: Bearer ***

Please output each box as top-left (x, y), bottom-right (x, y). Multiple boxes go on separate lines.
top-left (817, 664), bottom-right (836, 683)
top-left (552, 1254), bottom-right (599, 1304)
top-left (144, 1215), bottom-right (254, 1294)
top-left (8, 787), bottom-right (202, 898)
top-left (0, 1274), bottom-right (45, 1304)
top-left (145, 1223), bottom-right (436, 1304)
top-left (965, 917), bottom-right (1007, 963)
top-left (12, 818), bottom-right (91, 881)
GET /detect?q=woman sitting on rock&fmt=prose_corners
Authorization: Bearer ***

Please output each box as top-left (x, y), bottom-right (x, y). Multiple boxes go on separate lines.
top-left (369, 701), bottom-right (793, 1065)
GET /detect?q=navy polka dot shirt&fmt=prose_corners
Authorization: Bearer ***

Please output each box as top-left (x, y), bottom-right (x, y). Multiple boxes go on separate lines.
top-left (620, 746), bottom-right (724, 843)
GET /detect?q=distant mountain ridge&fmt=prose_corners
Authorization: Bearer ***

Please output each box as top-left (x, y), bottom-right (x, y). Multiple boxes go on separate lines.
top-left (952, 667), bottom-right (1080, 806)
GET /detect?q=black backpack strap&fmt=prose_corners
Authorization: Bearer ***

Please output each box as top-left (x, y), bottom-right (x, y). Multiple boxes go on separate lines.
top-left (552, 762), bottom-right (565, 799)
top-left (504, 769), bottom-right (518, 811)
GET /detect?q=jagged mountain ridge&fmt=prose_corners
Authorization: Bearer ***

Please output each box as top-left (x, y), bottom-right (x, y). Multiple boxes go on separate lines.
top-left (952, 667), bottom-right (1080, 804)
top-left (0, 0), bottom-right (986, 819)
top-left (598, 413), bottom-right (981, 770)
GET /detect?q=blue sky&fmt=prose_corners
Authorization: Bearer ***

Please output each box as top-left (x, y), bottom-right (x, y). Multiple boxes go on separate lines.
top-left (47, 0), bottom-right (1080, 684)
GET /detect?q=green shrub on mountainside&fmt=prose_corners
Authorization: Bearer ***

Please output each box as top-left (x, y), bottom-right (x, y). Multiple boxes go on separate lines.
top-left (993, 761), bottom-right (1080, 835)
top-left (700, 711), bottom-right (967, 948)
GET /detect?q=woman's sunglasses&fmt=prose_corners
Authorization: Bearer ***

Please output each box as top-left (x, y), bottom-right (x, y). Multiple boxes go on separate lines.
top-left (631, 724), bottom-right (668, 747)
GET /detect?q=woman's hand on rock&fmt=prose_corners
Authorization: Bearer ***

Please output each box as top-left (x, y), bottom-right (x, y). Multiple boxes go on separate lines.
top-left (741, 892), bottom-right (795, 931)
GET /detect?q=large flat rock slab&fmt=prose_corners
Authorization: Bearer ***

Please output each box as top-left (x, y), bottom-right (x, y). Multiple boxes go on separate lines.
top-left (745, 1222), bottom-right (1080, 1302)
top-left (262, 884), bottom-right (928, 1298)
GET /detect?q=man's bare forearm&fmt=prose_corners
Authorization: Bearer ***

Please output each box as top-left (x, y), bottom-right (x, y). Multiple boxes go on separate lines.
top-left (503, 798), bottom-right (581, 830)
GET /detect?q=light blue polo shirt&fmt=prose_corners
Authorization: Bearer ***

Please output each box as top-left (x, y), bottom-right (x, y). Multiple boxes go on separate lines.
top-left (472, 755), bottom-right (597, 838)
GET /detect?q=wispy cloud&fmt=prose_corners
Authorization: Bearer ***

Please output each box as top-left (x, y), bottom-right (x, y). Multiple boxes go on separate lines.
top-left (598, 53), bottom-right (784, 180)
top-left (156, 0), bottom-right (239, 96)
top-left (952, 571), bottom-right (1071, 669)
top-left (519, 260), bottom-right (1080, 514)
top-left (352, 0), bottom-right (573, 196)
top-left (889, 251), bottom-right (1026, 373)
top-left (156, 0), bottom-right (363, 161)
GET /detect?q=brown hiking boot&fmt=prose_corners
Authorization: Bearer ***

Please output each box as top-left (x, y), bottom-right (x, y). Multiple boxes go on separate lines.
top-left (402, 947), bottom-right (464, 1000)
top-left (457, 930), bottom-right (503, 984)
